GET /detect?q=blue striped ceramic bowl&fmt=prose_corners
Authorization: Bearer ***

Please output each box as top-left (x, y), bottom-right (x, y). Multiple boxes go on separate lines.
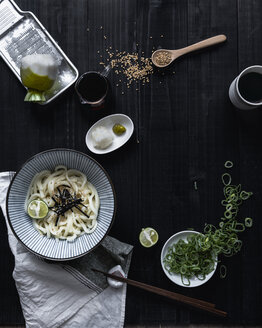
top-left (6, 149), bottom-right (116, 260)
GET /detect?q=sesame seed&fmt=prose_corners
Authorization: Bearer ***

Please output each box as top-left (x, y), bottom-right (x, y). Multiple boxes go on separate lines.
top-left (101, 48), bottom-right (154, 86)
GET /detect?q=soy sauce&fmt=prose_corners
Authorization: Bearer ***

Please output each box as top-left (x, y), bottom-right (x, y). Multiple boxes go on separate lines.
top-left (77, 72), bottom-right (107, 102)
top-left (238, 72), bottom-right (262, 103)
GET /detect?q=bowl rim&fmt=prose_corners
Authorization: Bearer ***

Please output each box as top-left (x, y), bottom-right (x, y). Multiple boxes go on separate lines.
top-left (6, 148), bottom-right (117, 261)
top-left (160, 230), bottom-right (217, 288)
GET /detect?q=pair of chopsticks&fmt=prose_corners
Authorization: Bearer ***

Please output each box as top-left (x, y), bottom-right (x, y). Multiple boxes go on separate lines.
top-left (92, 268), bottom-right (227, 317)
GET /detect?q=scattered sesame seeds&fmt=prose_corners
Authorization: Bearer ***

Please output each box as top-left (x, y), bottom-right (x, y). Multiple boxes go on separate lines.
top-left (102, 50), bottom-right (154, 86)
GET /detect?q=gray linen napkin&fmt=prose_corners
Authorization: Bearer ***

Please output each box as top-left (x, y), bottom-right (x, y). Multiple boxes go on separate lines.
top-left (0, 171), bottom-right (133, 328)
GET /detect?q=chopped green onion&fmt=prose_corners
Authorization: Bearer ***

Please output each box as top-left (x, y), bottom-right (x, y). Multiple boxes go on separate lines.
top-left (245, 217), bottom-right (253, 227)
top-left (220, 265), bottom-right (227, 278)
top-left (181, 275), bottom-right (190, 286)
top-left (164, 166), bottom-right (253, 286)
top-left (240, 191), bottom-right (253, 200)
top-left (222, 173), bottom-right (232, 186)
top-left (163, 234), bottom-right (216, 285)
top-left (224, 161), bottom-right (233, 168)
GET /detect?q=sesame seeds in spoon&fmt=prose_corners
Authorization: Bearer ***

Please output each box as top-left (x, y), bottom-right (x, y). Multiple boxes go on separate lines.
top-left (151, 34), bottom-right (227, 68)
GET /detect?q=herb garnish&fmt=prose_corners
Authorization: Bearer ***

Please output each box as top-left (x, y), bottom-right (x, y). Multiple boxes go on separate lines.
top-left (49, 187), bottom-right (89, 226)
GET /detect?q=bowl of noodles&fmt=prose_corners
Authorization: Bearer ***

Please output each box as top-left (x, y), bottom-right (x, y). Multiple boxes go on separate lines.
top-left (6, 149), bottom-right (116, 260)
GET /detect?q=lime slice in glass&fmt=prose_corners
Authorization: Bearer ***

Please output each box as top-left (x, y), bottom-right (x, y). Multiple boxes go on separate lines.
top-left (27, 200), bottom-right (49, 219)
top-left (139, 227), bottom-right (159, 247)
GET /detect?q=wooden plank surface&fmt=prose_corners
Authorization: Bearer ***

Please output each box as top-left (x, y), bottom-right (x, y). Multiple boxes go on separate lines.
top-left (0, 0), bottom-right (261, 326)
top-left (234, 0), bottom-right (262, 324)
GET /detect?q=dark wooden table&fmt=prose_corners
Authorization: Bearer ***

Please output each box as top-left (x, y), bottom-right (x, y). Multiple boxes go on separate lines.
top-left (1, 0), bottom-right (262, 326)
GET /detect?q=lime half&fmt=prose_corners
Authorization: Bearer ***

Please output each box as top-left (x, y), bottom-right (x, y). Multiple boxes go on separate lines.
top-left (139, 227), bottom-right (159, 247)
top-left (27, 200), bottom-right (49, 219)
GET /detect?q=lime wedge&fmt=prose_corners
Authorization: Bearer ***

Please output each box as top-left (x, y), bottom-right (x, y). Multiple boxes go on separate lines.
top-left (139, 227), bottom-right (159, 247)
top-left (27, 200), bottom-right (49, 219)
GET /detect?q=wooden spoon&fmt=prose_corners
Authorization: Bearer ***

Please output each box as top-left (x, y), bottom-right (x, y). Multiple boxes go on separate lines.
top-left (151, 34), bottom-right (227, 68)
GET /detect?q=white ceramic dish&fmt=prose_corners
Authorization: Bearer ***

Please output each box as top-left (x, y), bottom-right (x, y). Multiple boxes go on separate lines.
top-left (85, 114), bottom-right (134, 154)
top-left (161, 230), bottom-right (217, 288)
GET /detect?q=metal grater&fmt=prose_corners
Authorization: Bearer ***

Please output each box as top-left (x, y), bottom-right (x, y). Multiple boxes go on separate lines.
top-left (0, 0), bottom-right (23, 35)
top-left (0, 0), bottom-right (78, 105)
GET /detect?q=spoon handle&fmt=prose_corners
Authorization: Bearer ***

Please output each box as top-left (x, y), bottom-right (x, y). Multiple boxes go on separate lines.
top-left (176, 34), bottom-right (226, 56)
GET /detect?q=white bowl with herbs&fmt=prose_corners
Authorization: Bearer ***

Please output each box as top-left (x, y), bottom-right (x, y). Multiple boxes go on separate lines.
top-left (161, 230), bottom-right (218, 288)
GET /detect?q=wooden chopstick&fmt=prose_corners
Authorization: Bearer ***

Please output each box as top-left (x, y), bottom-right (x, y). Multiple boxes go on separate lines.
top-left (92, 268), bottom-right (227, 317)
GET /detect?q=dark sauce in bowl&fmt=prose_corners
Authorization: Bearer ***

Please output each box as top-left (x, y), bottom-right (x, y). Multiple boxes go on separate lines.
top-left (76, 72), bottom-right (108, 103)
top-left (238, 72), bottom-right (262, 103)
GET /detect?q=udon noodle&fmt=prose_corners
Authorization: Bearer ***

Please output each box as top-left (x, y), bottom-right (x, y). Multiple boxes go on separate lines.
top-left (26, 166), bottom-right (100, 241)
